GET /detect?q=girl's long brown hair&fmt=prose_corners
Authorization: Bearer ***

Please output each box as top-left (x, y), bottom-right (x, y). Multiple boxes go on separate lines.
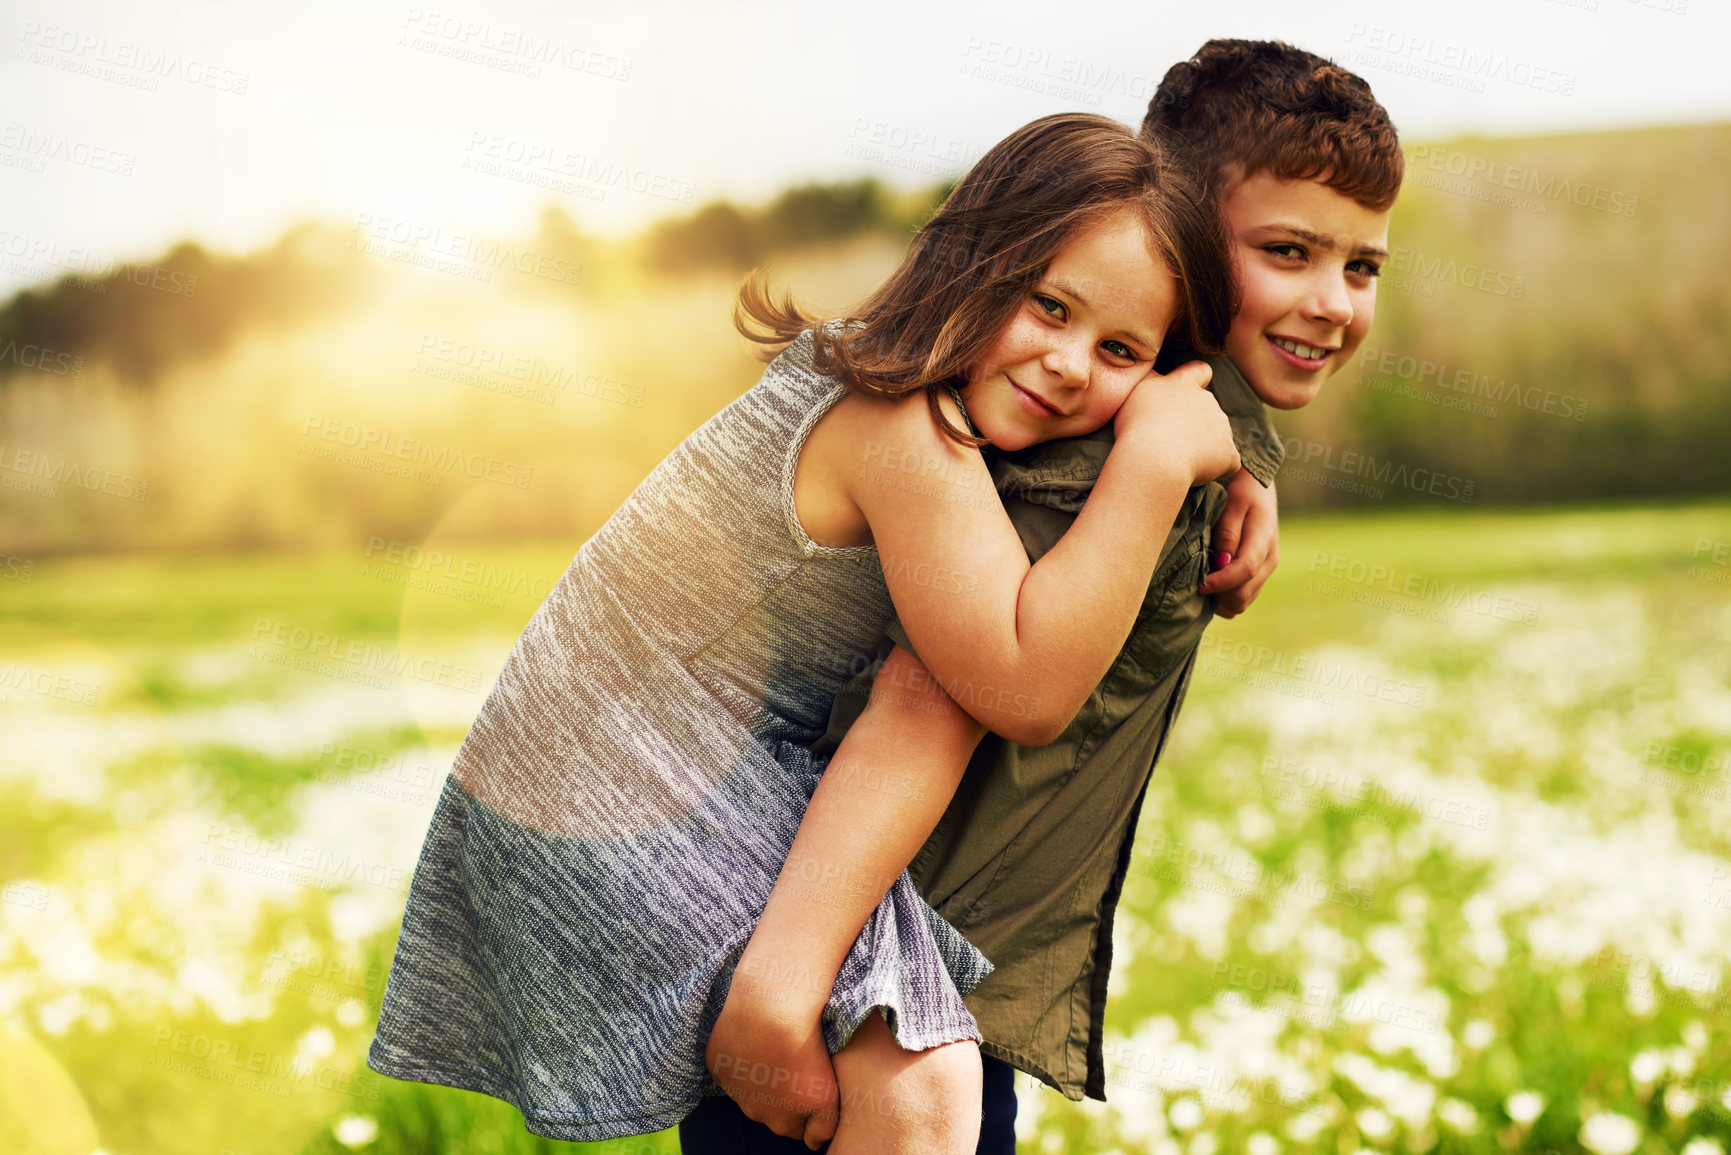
top-left (735, 112), bottom-right (1237, 447)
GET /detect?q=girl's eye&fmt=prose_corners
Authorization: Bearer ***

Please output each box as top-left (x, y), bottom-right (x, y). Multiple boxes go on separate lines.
top-left (1266, 243), bottom-right (1304, 261)
top-left (1033, 293), bottom-right (1066, 319)
top-left (1101, 340), bottom-right (1135, 360)
top-left (1349, 259), bottom-right (1383, 279)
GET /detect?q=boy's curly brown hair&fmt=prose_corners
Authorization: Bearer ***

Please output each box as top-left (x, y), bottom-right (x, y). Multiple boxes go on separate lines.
top-left (1143, 39), bottom-right (1404, 212)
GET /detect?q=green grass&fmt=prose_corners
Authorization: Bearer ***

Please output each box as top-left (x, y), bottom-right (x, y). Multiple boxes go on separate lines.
top-left (4, 499), bottom-right (1731, 1154)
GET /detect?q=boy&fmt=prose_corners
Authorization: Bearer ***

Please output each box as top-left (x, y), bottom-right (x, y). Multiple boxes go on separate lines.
top-left (688, 38), bottom-right (1403, 1153)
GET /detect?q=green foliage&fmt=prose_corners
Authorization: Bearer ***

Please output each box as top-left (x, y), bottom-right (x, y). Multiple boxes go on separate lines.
top-left (642, 177), bottom-right (920, 273)
top-left (0, 222), bottom-right (374, 385)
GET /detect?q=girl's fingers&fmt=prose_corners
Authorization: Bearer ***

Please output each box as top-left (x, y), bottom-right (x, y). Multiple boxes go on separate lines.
top-left (802, 1102), bottom-right (839, 1148)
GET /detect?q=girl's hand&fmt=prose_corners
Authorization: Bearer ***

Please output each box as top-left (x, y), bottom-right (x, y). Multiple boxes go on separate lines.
top-left (705, 972), bottom-right (841, 1148)
top-left (1112, 359), bottom-right (1240, 487)
top-left (1199, 468), bottom-right (1279, 617)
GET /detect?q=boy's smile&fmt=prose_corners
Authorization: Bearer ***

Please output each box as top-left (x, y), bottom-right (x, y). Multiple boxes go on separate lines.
top-left (1218, 172), bottom-right (1393, 410)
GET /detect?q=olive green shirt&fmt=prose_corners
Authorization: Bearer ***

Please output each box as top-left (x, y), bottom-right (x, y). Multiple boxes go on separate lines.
top-left (809, 355), bottom-right (1284, 1101)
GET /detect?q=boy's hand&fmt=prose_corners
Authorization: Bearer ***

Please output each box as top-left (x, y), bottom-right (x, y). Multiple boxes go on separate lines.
top-left (705, 966), bottom-right (841, 1148)
top-left (1112, 359), bottom-right (1240, 487)
top-left (1199, 468), bottom-right (1279, 617)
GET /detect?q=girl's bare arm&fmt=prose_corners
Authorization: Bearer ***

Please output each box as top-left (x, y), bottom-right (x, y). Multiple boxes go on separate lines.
top-left (739, 644), bottom-right (986, 1012)
top-left (707, 644), bottom-right (985, 1143)
top-left (838, 366), bottom-right (1235, 746)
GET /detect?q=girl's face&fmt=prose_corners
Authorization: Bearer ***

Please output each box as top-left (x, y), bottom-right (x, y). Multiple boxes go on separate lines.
top-left (959, 208), bottom-right (1179, 452)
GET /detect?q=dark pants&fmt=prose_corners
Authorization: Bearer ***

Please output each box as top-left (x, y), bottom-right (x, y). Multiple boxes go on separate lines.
top-left (678, 1053), bottom-right (1018, 1154)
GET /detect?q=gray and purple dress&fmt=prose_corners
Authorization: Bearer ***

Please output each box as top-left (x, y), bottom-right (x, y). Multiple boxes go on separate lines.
top-left (366, 327), bottom-right (993, 1141)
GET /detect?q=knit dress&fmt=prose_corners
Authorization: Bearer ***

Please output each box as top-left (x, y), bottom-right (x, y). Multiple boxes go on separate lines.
top-left (366, 327), bottom-right (995, 1141)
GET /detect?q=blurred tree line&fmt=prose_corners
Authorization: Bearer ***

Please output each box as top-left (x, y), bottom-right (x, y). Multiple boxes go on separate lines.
top-left (640, 178), bottom-right (933, 273)
top-left (0, 223), bottom-right (377, 386)
top-left (1, 122), bottom-right (1727, 525)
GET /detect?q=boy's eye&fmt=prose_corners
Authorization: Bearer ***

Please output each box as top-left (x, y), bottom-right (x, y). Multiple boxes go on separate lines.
top-left (1033, 293), bottom-right (1066, 319)
top-left (1349, 259), bottom-right (1382, 278)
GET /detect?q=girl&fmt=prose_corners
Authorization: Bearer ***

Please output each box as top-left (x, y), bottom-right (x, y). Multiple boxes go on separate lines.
top-left (366, 112), bottom-right (1239, 1152)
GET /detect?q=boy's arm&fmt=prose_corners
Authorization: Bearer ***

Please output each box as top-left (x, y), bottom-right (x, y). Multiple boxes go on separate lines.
top-left (1197, 466), bottom-right (1279, 617)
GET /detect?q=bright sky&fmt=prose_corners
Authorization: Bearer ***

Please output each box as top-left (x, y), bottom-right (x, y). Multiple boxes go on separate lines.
top-left (2, 0), bottom-right (1725, 298)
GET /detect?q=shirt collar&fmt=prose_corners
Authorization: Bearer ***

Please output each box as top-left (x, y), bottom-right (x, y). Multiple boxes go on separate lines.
top-left (983, 354), bottom-right (1286, 513)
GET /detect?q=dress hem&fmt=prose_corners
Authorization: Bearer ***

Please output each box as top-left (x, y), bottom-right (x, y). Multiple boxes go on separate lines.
top-left (366, 1038), bottom-right (692, 1142)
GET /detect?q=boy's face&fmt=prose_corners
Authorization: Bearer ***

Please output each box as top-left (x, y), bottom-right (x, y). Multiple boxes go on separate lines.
top-left (1217, 172), bottom-right (1393, 410)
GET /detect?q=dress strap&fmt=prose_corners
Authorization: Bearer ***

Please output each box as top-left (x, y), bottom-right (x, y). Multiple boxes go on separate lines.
top-left (941, 382), bottom-right (980, 438)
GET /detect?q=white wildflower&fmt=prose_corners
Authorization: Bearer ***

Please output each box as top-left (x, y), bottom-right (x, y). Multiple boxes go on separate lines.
top-left (1356, 1107), bottom-right (1394, 1140)
top-left (1438, 1098), bottom-right (1480, 1133)
top-left (333, 1115), bottom-right (378, 1147)
top-left (1462, 1019), bottom-right (1494, 1049)
top-left (1579, 1112), bottom-right (1641, 1155)
top-left (1506, 1090), bottom-right (1545, 1125)
top-left (1629, 1049), bottom-right (1665, 1086)
top-left (1665, 1085), bottom-right (1700, 1118)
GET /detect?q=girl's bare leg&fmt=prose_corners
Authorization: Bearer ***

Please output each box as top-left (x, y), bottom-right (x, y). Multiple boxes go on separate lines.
top-left (825, 1010), bottom-right (981, 1154)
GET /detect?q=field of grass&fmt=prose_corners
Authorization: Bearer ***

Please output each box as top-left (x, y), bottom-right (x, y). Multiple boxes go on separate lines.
top-left (4, 500), bottom-right (1731, 1154)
